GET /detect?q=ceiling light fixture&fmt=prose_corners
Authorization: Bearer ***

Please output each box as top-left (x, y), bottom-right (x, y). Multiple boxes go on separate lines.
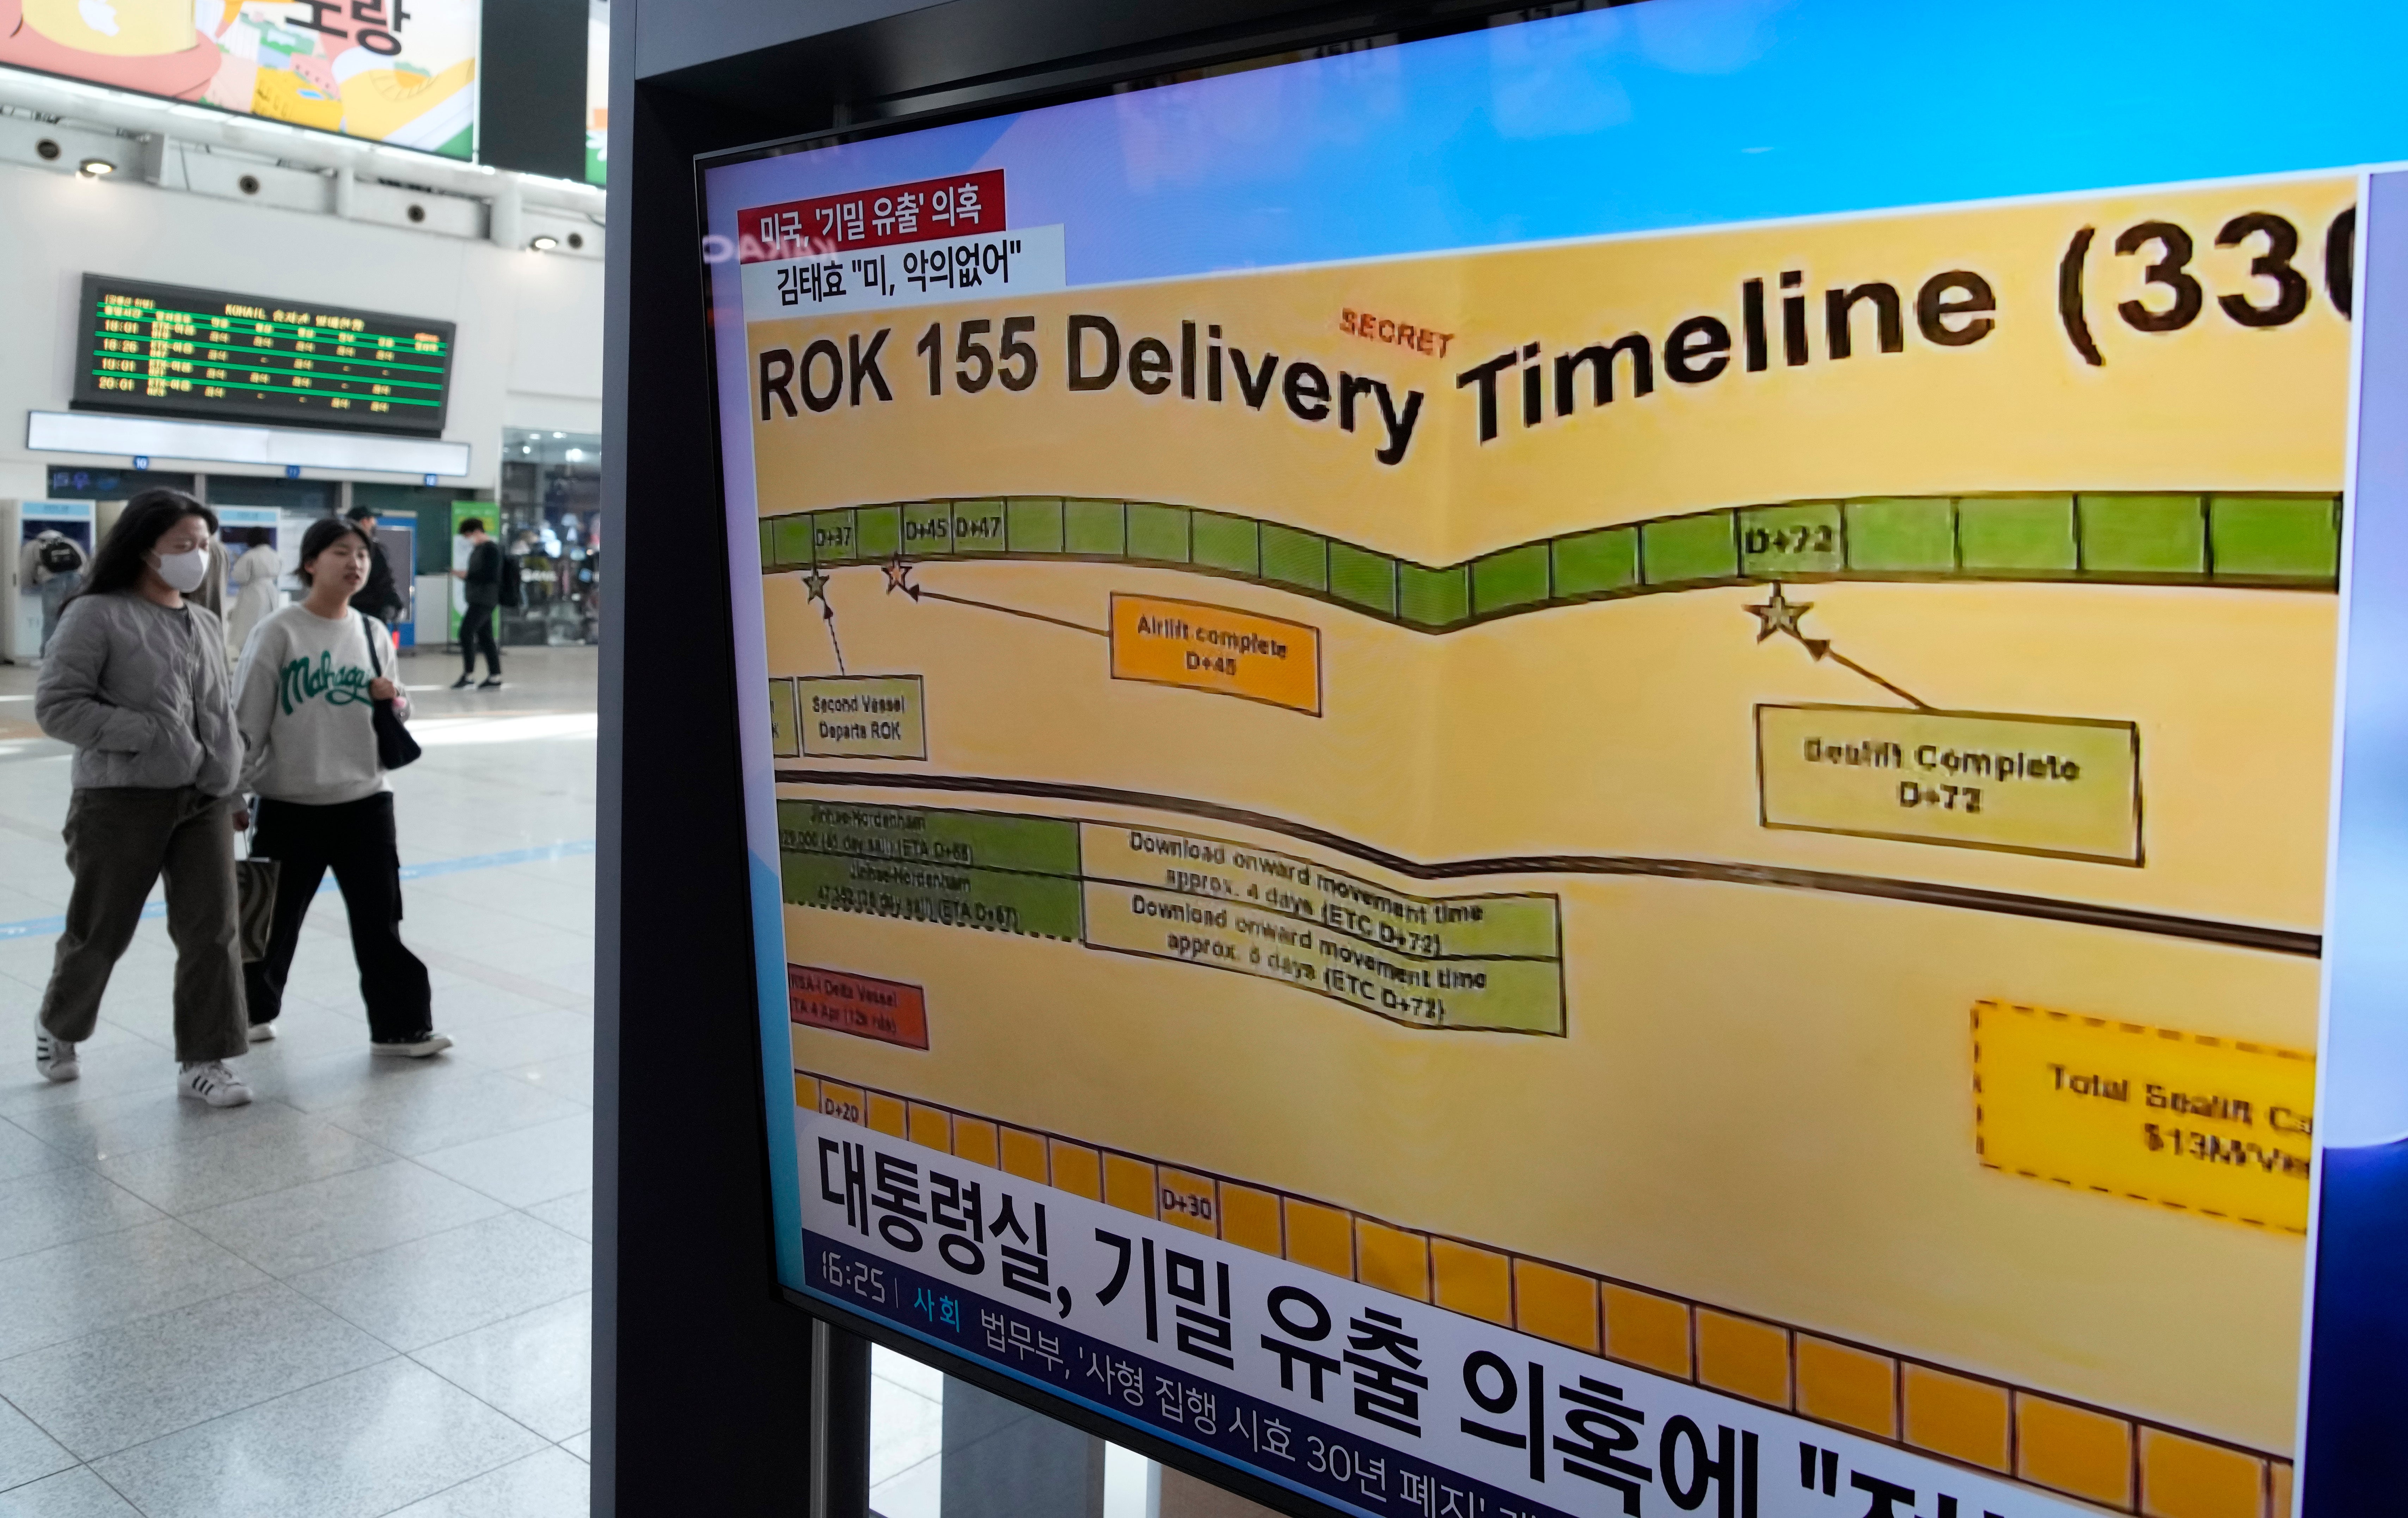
top-left (78, 158), bottom-right (115, 177)
top-left (529, 234), bottom-right (559, 251)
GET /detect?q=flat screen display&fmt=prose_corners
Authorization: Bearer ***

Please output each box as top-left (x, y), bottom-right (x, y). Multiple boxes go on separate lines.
top-left (72, 274), bottom-right (455, 437)
top-left (0, 0), bottom-right (479, 157)
top-left (700, 6), bottom-right (2408, 1514)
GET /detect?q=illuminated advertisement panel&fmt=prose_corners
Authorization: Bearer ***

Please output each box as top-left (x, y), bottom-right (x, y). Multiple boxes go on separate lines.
top-left (701, 7), bottom-right (2408, 1513)
top-left (0, 0), bottom-right (479, 157)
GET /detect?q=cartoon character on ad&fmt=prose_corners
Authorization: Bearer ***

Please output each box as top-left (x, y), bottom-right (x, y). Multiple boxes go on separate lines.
top-left (0, 0), bottom-right (478, 157)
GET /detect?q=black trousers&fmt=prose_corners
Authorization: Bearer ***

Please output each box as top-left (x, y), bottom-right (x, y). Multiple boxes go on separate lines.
top-left (461, 600), bottom-right (501, 677)
top-left (245, 792), bottom-right (431, 1042)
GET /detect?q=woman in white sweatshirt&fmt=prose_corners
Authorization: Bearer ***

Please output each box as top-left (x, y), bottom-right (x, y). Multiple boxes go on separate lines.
top-left (232, 518), bottom-right (449, 1057)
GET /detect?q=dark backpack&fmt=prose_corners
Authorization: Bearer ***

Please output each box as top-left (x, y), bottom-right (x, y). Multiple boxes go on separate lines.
top-left (497, 552), bottom-right (525, 610)
top-left (37, 537), bottom-right (80, 575)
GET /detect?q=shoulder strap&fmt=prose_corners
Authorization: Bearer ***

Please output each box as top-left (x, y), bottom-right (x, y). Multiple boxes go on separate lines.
top-left (362, 614), bottom-right (385, 678)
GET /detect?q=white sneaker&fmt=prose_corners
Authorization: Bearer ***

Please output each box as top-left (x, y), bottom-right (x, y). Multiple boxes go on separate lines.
top-left (177, 1061), bottom-right (252, 1108)
top-left (246, 1021), bottom-right (276, 1042)
top-left (371, 1032), bottom-right (453, 1058)
top-left (35, 1031), bottom-right (78, 1083)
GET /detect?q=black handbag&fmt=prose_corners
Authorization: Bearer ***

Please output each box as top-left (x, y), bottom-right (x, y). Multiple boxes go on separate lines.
top-left (364, 622), bottom-right (423, 771)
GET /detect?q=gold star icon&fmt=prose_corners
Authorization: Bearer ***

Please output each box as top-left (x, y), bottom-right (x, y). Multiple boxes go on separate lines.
top-left (1745, 583), bottom-right (1813, 643)
top-left (882, 558), bottom-right (917, 596)
top-left (800, 567), bottom-right (831, 603)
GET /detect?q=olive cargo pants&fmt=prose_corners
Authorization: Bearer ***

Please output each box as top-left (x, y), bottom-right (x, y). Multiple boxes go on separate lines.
top-left (40, 786), bottom-right (249, 1064)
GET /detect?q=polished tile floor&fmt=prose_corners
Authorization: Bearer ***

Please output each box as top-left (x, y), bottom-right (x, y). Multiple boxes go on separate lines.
top-left (869, 1345), bottom-right (1167, 1518)
top-left (870, 1346), bottom-right (945, 1518)
top-left (0, 644), bottom-right (598, 1518)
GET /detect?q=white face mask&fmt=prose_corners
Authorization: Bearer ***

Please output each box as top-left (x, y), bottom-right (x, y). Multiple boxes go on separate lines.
top-left (153, 546), bottom-right (210, 594)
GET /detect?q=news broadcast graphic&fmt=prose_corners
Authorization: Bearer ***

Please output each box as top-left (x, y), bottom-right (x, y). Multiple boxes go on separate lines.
top-left (700, 7), bottom-right (2408, 1514)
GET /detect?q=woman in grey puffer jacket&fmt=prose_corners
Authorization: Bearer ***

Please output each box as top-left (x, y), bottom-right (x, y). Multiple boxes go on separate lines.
top-left (32, 489), bottom-right (252, 1108)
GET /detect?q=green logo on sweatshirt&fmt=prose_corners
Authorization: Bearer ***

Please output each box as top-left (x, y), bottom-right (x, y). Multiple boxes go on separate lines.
top-left (276, 652), bottom-right (373, 715)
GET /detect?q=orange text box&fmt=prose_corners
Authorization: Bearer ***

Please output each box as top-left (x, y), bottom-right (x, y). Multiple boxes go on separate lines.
top-left (789, 964), bottom-right (930, 1050)
top-left (1109, 594), bottom-right (1321, 715)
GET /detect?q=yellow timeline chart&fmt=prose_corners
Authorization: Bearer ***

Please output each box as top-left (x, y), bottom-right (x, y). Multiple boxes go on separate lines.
top-left (753, 174), bottom-right (2351, 1508)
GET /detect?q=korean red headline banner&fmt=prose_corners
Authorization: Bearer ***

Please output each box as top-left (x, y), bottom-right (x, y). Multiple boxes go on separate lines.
top-left (740, 170), bottom-right (1007, 262)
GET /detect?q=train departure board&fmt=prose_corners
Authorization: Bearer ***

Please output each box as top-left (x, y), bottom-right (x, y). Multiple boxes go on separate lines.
top-left (71, 275), bottom-right (455, 437)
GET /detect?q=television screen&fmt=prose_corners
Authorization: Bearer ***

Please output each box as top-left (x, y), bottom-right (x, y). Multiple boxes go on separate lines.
top-left (0, 0), bottom-right (479, 157)
top-left (700, 7), bottom-right (2408, 1513)
top-left (72, 274), bottom-right (456, 437)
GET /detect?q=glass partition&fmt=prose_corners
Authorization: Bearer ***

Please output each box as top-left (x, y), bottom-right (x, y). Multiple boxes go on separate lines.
top-left (501, 428), bottom-right (603, 645)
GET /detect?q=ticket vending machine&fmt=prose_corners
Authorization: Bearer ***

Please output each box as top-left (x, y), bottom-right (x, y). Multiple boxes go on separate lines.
top-left (0, 500), bottom-right (97, 663)
top-left (373, 520), bottom-right (418, 646)
top-left (212, 504), bottom-right (285, 568)
top-left (213, 506), bottom-right (289, 655)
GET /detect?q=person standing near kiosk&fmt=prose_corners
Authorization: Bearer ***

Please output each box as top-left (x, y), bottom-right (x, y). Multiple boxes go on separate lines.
top-left (22, 528), bottom-right (86, 655)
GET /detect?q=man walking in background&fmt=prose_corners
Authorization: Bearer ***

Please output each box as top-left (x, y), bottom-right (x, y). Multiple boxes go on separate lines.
top-left (450, 517), bottom-right (503, 690)
top-left (345, 504), bottom-right (406, 629)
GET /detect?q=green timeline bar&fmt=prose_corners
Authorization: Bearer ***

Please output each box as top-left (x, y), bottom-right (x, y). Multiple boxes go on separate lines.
top-left (777, 799), bottom-right (1086, 940)
top-left (760, 493), bottom-right (2340, 630)
top-left (782, 853), bottom-right (1085, 940)
top-left (777, 800), bottom-right (1568, 1035)
top-left (779, 799), bottom-right (1083, 874)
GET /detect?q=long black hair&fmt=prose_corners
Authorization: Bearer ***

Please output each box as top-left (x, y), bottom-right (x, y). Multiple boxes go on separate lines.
top-left (295, 516), bottom-right (374, 586)
top-left (70, 489), bottom-right (218, 604)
